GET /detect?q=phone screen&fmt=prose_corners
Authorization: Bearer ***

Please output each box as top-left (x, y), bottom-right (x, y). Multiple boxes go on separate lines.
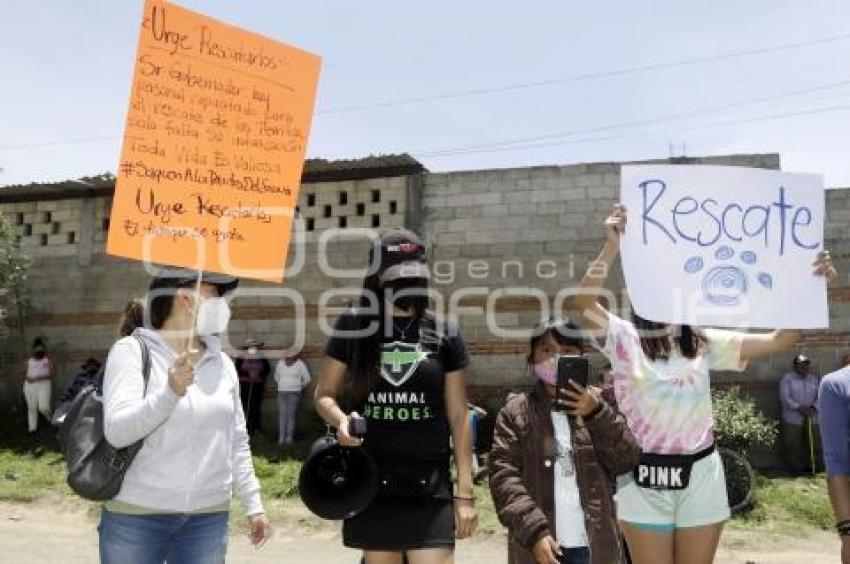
top-left (553, 355), bottom-right (589, 412)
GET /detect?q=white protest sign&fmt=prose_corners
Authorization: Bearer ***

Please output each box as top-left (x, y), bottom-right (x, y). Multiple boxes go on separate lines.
top-left (619, 164), bottom-right (827, 329)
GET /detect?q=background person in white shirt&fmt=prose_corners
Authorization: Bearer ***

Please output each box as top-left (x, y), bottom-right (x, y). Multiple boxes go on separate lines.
top-left (274, 353), bottom-right (311, 445)
top-left (100, 269), bottom-right (270, 564)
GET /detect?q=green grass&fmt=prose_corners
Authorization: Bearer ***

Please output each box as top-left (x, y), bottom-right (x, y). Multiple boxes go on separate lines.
top-left (0, 423), bottom-right (71, 502)
top-left (733, 474), bottom-right (835, 533)
top-left (0, 417), bottom-right (834, 537)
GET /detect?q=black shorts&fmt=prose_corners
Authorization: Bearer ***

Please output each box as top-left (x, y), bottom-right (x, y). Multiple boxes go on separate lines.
top-left (343, 494), bottom-right (454, 551)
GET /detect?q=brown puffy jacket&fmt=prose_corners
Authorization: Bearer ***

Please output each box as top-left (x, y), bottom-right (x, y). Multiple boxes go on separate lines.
top-left (488, 384), bottom-right (640, 564)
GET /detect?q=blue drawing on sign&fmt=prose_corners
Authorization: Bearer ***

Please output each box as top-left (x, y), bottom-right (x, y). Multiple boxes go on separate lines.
top-left (715, 246), bottom-right (735, 260)
top-left (684, 256), bottom-right (704, 273)
top-left (684, 249), bottom-right (773, 306)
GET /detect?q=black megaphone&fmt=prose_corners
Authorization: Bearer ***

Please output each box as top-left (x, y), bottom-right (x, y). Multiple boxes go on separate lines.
top-left (298, 417), bottom-right (379, 520)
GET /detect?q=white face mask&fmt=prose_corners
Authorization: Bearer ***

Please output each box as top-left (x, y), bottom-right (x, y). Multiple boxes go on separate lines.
top-left (195, 297), bottom-right (231, 336)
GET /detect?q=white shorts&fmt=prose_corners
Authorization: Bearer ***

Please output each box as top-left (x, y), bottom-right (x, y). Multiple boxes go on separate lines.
top-left (616, 449), bottom-right (730, 530)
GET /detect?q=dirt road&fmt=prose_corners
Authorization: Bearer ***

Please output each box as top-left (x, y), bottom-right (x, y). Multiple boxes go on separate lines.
top-left (0, 497), bottom-right (839, 563)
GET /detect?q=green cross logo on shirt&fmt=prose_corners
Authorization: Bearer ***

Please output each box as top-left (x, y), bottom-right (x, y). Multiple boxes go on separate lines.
top-left (380, 341), bottom-right (429, 387)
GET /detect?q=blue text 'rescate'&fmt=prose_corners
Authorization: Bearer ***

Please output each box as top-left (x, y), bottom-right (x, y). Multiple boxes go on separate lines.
top-left (638, 179), bottom-right (820, 255)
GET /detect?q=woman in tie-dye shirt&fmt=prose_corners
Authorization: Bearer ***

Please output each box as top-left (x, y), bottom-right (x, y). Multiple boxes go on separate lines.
top-left (571, 204), bottom-right (836, 564)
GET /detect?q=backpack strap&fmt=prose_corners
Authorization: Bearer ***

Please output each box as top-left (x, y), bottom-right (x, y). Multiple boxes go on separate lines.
top-left (132, 335), bottom-right (152, 395)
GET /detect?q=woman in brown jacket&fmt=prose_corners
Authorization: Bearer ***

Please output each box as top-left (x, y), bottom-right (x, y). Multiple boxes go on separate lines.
top-left (489, 318), bottom-right (640, 564)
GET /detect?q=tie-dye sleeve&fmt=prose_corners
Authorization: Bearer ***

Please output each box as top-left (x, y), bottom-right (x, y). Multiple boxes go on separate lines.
top-left (591, 311), bottom-right (634, 364)
top-left (703, 328), bottom-right (748, 372)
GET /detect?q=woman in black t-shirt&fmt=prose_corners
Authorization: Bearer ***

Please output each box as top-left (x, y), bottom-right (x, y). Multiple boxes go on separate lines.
top-left (315, 229), bottom-right (478, 564)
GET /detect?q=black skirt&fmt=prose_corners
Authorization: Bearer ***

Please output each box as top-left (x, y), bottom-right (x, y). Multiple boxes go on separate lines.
top-left (343, 460), bottom-right (455, 551)
top-left (343, 494), bottom-right (455, 551)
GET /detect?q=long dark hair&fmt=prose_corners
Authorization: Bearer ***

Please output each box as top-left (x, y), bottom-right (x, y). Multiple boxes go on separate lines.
top-left (118, 298), bottom-right (145, 337)
top-left (347, 270), bottom-right (431, 405)
top-left (631, 312), bottom-right (705, 361)
top-left (526, 317), bottom-right (583, 366)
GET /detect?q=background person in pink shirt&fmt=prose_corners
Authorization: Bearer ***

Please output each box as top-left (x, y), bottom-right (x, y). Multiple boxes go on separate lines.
top-left (779, 354), bottom-right (822, 475)
top-left (22, 337), bottom-right (56, 433)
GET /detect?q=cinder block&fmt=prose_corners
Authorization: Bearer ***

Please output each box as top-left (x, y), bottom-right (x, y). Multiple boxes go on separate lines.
top-left (602, 172), bottom-right (620, 186)
top-left (466, 229), bottom-right (518, 244)
top-left (458, 244), bottom-right (493, 259)
top-left (558, 213), bottom-right (591, 228)
top-left (514, 242), bottom-right (544, 257)
top-left (479, 204), bottom-right (509, 218)
top-left (423, 195), bottom-right (448, 209)
top-left (454, 206), bottom-right (481, 219)
top-left (503, 191), bottom-right (532, 205)
top-left (488, 243), bottom-right (515, 257)
top-left (56, 200), bottom-right (79, 211)
top-left (589, 185), bottom-right (617, 199)
top-left (508, 203), bottom-right (535, 215)
top-left (470, 193), bottom-right (502, 206)
top-left (435, 232), bottom-right (465, 246)
top-left (446, 194), bottom-right (473, 207)
top-left (424, 208), bottom-right (455, 221)
top-left (521, 227), bottom-right (574, 242)
top-left (50, 210), bottom-right (74, 222)
top-left (433, 245), bottom-right (461, 259)
top-left (36, 201), bottom-right (59, 212)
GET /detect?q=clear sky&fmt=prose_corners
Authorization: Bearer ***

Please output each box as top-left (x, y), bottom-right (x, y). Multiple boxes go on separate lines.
top-left (2, 0), bottom-right (849, 187)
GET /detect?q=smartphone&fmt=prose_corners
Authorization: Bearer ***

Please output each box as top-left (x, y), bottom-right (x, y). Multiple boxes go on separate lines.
top-left (553, 355), bottom-right (589, 412)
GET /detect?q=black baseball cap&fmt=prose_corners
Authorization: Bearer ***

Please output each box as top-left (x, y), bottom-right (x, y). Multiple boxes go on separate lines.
top-left (371, 229), bottom-right (429, 282)
top-left (148, 266), bottom-right (239, 296)
top-left (793, 354), bottom-right (811, 366)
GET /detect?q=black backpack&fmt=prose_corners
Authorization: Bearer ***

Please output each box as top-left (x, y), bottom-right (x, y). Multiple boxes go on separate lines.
top-left (59, 336), bottom-right (151, 501)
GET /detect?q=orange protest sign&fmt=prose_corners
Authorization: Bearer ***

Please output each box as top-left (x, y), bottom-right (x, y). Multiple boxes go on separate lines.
top-left (107, 0), bottom-right (321, 282)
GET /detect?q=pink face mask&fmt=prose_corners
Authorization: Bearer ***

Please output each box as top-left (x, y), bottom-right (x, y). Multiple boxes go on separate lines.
top-left (532, 355), bottom-right (558, 386)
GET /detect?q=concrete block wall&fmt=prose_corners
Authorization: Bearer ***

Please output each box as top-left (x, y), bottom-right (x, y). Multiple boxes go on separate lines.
top-left (0, 174), bottom-right (412, 434)
top-left (420, 154), bottom-right (850, 469)
top-left (1, 153), bottom-right (848, 463)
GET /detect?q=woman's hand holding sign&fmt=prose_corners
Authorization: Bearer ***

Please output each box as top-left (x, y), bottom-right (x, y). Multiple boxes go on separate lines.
top-left (814, 250), bottom-right (837, 283)
top-left (168, 351), bottom-right (195, 396)
top-left (605, 203), bottom-right (627, 245)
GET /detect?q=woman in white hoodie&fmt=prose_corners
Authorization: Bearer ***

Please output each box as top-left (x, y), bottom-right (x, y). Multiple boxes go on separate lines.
top-left (100, 269), bottom-right (270, 564)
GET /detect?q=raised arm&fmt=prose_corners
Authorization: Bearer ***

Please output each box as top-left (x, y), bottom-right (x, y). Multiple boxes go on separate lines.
top-left (572, 204), bottom-right (626, 336)
top-left (103, 338), bottom-right (181, 448)
top-left (739, 251), bottom-right (836, 361)
top-left (739, 330), bottom-right (801, 361)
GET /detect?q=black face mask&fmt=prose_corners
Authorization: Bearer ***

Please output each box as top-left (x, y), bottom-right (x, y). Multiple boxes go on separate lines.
top-left (384, 279), bottom-right (429, 313)
top-left (33, 350), bottom-right (46, 360)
